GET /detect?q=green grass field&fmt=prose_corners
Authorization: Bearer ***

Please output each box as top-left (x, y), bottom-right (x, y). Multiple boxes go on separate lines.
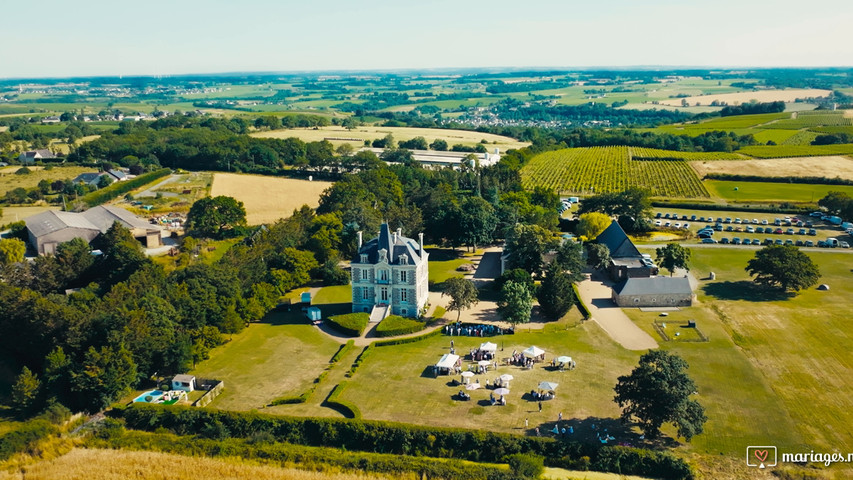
top-left (704, 180), bottom-right (853, 203)
top-left (0, 166), bottom-right (94, 196)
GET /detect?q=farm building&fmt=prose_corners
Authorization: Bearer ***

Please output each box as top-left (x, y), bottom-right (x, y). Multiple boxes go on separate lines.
top-left (596, 221), bottom-right (659, 280)
top-left (25, 205), bottom-right (162, 255)
top-left (351, 223), bottom-right (429, 319)
top-left (363, 147), bottom-right (501, 169)
top-left (611, 276), bottom-right (693, 307)
top-left (171, 374), bottom-right (196, 392)
top-left (18, 149), bottom-right (57, 163)
top-left (72, 170), bottom-right (129, 186)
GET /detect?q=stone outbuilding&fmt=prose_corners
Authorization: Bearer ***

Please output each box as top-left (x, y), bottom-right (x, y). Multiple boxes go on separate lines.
top-left (612, 276), bottom-right (693, 307)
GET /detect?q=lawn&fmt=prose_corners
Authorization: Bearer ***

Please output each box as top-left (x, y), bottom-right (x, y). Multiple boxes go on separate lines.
top-left (426, 247), bottom-right (472, 287)
top-left (704, 180), bottom-right (853, 204)
top-left (190, 309), bottom-right (341, 411)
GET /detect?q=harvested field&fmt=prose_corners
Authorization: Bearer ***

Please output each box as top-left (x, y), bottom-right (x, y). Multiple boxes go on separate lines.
top-left (210, 173), bottom-right (332, 225)
top-left (0, 166), bottom-right (93, 195)
top-left (0, 448), bottom-right (400, 480)
top-left (251, 125), bottom-right (529, 151)
top-left (690, 155), bottom-right (853, 180)
top-left (0, 205), bottom-right (59, 225)
top-left (658, 88), bottom-right (831, 107)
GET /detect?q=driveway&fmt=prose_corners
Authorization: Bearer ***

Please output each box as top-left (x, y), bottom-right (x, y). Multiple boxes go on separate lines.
top-left (576, 276), bottom-right (659, 351)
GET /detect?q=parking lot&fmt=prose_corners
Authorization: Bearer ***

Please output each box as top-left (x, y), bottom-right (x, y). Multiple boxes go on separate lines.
top-left (653, 208), bottom-right (853, 249)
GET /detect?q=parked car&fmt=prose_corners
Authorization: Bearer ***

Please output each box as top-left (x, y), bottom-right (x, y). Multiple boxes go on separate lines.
top-left (817, 240), bottom-right (828, 248)
top-left (725, 226), bottom-right (734, 232)
top-left (715, 224), bottom-right (724, 231)
top-left (808, 229), bottom-right (817, 236)
top-left (701, 238), bottom-right (716, 244)
top-left (775, 239), bottom-right (784, 245)
top-left (810, 211), bottom-right (823, 217)
top-left (690, 215), bottom-right (697, 221)
top-left (655, 220), bottom-right (662, 226)
top-left (785, 228), bottom-right (794, 235)
top-left (797, 228), bottom-right (807, 235)
top-left (784, 239), bottom-right (794, 245)
top-left (725, 217), bottom-right (732, 223)
top-left (674, 223), bottom-right (681, 228)
top-left (795, 240), bottom-right (804, 246)
top-left (716, 217), bottom-right (723, 223)
top-left (774, 228), bottom-right (784, 234)
top-left (805, 221), bottom-right (814, 227)
top-left (732, 237), bottom-right (741, 245)
top-left (756, 227), bottom-right (764, 233)
top-left (751, 239), bottom-right (761, 245)
top-left (683, 222), bottom-right (690, 229)
top-left (664, 213), bottom-right (671, 219)
top-left (764, 238), bottom-right (774, 245)
top-left (746, 226), bottom-right (755, 233)
top-left (841, 241), bottom-right (850, 248)
top-left (752, 219), bottom-right (759, 224)
top-left (761, 219), bottom-right (768, 225)
top-left (734, 218), bottom-right (742, 224)
top-left (805, 240), bottom-right (814, 247)
top-left (720, 237), bottom-right (730, 244)
top-left (655, 212), bottom-right (662, 218)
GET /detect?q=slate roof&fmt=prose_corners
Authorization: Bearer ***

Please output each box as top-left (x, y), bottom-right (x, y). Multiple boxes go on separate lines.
top-left (596, 221), bottom-right (641, 258)
top-left (613, 276), bottom-right (692, 296)
top-left (20, 149), bottom-right (57, 159)
top-left (26, 206), bottom-right (157, 239)
top-left (72, 172), bottom-right (103, 184)
top-left (354, 223), bottom-right (423, 265)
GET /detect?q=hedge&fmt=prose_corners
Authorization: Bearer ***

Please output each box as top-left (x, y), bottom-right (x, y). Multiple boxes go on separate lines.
top-left (573, 284), bottom-right (591, 320)
top-left (374, 327), bottom-right (442, 347)
top-left (326, 313), bottom-right (370, 337)
top-left (345, 345), bottom-right (373, 377)
top-left (269, 369), bottom-right (329, 406)
top-left (325, 382), bottom-right (361, 419)
top-left (330, 340), bottom-right (355, 363)
top-left (115, 405), bottom-right (693, 479)
top-left (78, 168), bottom-right (172, 207)
top-left (87, 428), bottom-right (516, 480)
top-left (375, 315), bottom-right (425, 337)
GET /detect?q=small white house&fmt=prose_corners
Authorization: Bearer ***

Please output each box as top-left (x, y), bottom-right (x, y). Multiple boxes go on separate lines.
top-left (172, 374), bottom-right (196, 392)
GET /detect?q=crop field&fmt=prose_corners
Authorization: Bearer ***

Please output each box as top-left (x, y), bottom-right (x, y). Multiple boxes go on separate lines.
top-left (750, 129), bottom-right (799, 144)
top-left (628, 147), bottom-right (745, 161)
top-left (739, 143), bottom-right (853, 158)
top-left (683, 112), bottom-right (791, 130)
top-left (521, 146), bottom-right (710, 197)
top-left (0, 166), bottom-right (93, 196)
top-left (704, 179), bottom-right (853, 203)
top-left (0, 205), bottom-right (59, 226)
top-left (210, 173), bottom-right (332, 225)
top-left (690, 155), bottom-right (853, 180)
top-left (780, 130), bottom-right (819, 145)
top-left (656, 88), bottom-right (832, 107)
top-left (251, 126), bottom-right (529, 151)
top-left (810, 126), bottom-right (853, 135)
top-left (762, 112), bottom-right (853, 129)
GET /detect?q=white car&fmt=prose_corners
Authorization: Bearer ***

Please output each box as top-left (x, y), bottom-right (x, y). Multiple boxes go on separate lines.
top-left (682, 222), bottom-right (690, 229)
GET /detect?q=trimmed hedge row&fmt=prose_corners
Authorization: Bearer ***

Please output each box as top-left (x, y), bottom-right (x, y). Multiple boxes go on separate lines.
top-left (573, 284), bottom-right (591, 319)
top-left (374, 326), bottom-right (442, 347)
top-left (88, 428), bottom-right (517, 480)
top-left (651, 200), bottom-right (811, 214)
top-left (375, 315), bottom-right (425, 337)
top-left (269, 369), bottom-right (330, 406)
top-left (330, 340), bottom-right (355, 363)
top-left (115, 405), bottom-right (693, 479)
top-left (326, 313), bottom-right (370, 337)
top-left (78, 168), bottom-right (172, 207)
top-left (705, 173), bottom-right (853, 186)
top-left (345, 345), bottom-right (373, 378)
top-left (325, 382), bottom-right (361, 419)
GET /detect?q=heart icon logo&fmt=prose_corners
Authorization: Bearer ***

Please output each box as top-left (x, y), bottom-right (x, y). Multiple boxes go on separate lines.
top-left (754, 449), bottom-right (768, 463)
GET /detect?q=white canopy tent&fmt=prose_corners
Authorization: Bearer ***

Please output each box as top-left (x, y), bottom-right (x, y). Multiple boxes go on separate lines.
top-left (479, 342), bottom-right (498, 352)
top-left (434, 354), bottom-right (460, 376)
top-left (523, 346), bottom-right (546, 358)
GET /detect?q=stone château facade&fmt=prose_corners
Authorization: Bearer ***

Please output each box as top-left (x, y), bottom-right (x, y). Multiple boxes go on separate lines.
top-left (351, 224), bottom-right (429, 319)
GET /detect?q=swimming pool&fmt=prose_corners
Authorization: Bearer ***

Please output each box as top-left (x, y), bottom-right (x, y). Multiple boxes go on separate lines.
top-left (134, 390), bottom-right (165, 403)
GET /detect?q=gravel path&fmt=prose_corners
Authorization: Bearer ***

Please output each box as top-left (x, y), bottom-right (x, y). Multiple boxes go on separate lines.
top-left (576, 276), bottom-right (659, 351)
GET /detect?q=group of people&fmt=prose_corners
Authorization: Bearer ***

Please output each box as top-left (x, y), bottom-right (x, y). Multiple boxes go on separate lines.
top-left (489, 392), bottom-right (506, 406)
top-left (530, 390), bottom-right (556, 401)
top-left (509, 351), bottom-right (535, 368)
top-left (470, 348), bottom-right (494, 362)
top-left (457, 390), bottom-right (471, 401)
top-left (444, 322), bottom-right (511, 337)
top-left (550, 424), bottom-right (574, 437)
top-left (550, 358), bottom-right (577, 370)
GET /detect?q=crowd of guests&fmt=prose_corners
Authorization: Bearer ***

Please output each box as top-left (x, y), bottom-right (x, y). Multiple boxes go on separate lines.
top-left (444, 322), bottom-right (513, 337)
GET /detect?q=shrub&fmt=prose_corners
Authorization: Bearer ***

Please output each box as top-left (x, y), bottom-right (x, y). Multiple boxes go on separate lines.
top-left (330, 340), bottom-right (354, 363)
top-left (375, 315), bottom-right (425, 337)
top-left (78, 168), bottom-right (171, 207)
top-left (15, 167), bottom-right (31, 175)
top-left (345, 345), bottom-right (373, 377)
top-left (326, 313), bottom-right (370, 337)
top-left (506, 453), bottom-right (545, 479)
top-left (0, 419), bottom-right (58, 461)
top-left (325, 382), bottom-right (361, 419)
top-left (374, 327), bottom-right (442, 347)
top-left (572, 284), bottom-right (591, 319)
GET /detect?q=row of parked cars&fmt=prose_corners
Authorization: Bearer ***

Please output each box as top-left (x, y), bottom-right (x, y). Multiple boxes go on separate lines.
top-left (701, 237), bottom-right (849, 248)
top-left (700, 225), bottom-right (818, 236)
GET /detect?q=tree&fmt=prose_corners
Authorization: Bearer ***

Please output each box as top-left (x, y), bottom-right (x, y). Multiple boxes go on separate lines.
top-left (442, 277), bottom-right (479, 322)
top-left (186, 196), bottom-right (247, 238)
top-left (96, 174), bottom-right (113, 189)
top-left (553, 241), bottom-right (585, 282)
top-left (579, 187), bottom-right (652, 233)
top-left (745, 245), bottom-right (820, 292)
top-left (498, 280), bottom-right (533, 326)
top-left (0, 238), bottom-right (26, 265)
top-left (455, 196), bottom-right (497, 252)
top-left (577, 212), bottom-right (612, 240)
top-left (429, 138), bottom-right (448, 151)
top-left (505, 224), bottom-right (556, 276)
top-left (537, 261), bottom-right (576, 320)
top-left (494, 268), bottom-right (535, 294)
top-left (11, 366), bottom-right (41, 414)
top-left (614, 350), bottom-right (707, 441)
top-left (655, 243), bottom-right (691, 276)
top-left (70, 344), bottom-right (138, 412)
top-left (587, 243), bottom-right (611, 270)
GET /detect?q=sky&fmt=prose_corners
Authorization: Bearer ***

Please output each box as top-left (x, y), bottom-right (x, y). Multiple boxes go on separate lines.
top-left (2, 0), bottom-right (853, 78)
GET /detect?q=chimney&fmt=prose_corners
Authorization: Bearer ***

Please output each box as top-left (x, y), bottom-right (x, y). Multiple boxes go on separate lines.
top-left (418, 232), bottom-right (424, 257)
top-left (396, 227), bottom-right (402, 237)
top-left (357, 231), bottom-right (363, 250)
top-left (392, 232), bottom-right (397, 245)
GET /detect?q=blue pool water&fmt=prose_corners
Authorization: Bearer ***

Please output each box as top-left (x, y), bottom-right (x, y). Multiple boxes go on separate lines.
top-left (134, 390), bottom-right (165, 403)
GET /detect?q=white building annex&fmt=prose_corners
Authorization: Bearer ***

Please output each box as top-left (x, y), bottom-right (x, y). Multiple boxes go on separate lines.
top-left (350, 223), bottom-right (429, 320)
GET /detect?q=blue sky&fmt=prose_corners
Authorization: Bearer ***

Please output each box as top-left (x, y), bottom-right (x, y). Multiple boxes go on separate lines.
top-left (2, 0), bottom-right (852, 78)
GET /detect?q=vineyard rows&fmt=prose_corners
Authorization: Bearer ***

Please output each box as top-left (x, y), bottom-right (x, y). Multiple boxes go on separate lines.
top-left (739, 143), bottom-right (853, 158)
top-left (780, 130), bottom-right (819, 146)
top-left (763, 113), bottom-right (852, 129)
top-left (629, 147), bottom-right (744, 161)
top-left (521, 146), bottom-right (710, 198)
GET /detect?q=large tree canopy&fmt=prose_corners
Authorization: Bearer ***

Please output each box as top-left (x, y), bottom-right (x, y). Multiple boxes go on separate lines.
top-left (186, 196), bottom-right (247, 238)
top-left (655, 243), bottom-right (691, 276)
top-left (614, 350), bottom-right (707, 441)
top-left (441, 277), bottom-right (479, 323)
top-left (745, 245), bottom-right (820, 292)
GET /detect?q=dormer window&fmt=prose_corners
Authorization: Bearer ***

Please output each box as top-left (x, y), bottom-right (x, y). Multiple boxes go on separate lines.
top-left (360, 254), bottom-right (368, 264)
top-left (378, 248), bottom-right (387, 263)
top-left (399, 254), bottom-right (408, 265)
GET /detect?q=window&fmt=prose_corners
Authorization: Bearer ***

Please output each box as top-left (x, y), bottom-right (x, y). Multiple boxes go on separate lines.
top-left (400, 270), bottom-right (407, 283)
top-left (380, 288), bottom-right (388, 302)
top-left (401, 309), bottom-right (407, 316)
top-left (401, 289), bottom-right (408, 302)
top-left (363, 288), bottom-right (370, 300)
top-left (379, 270), bottom-right (388, 281)
top-left (361, 268), bottom-right (368, 281)
top-left (360, 254), bottom-right (368, 263)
